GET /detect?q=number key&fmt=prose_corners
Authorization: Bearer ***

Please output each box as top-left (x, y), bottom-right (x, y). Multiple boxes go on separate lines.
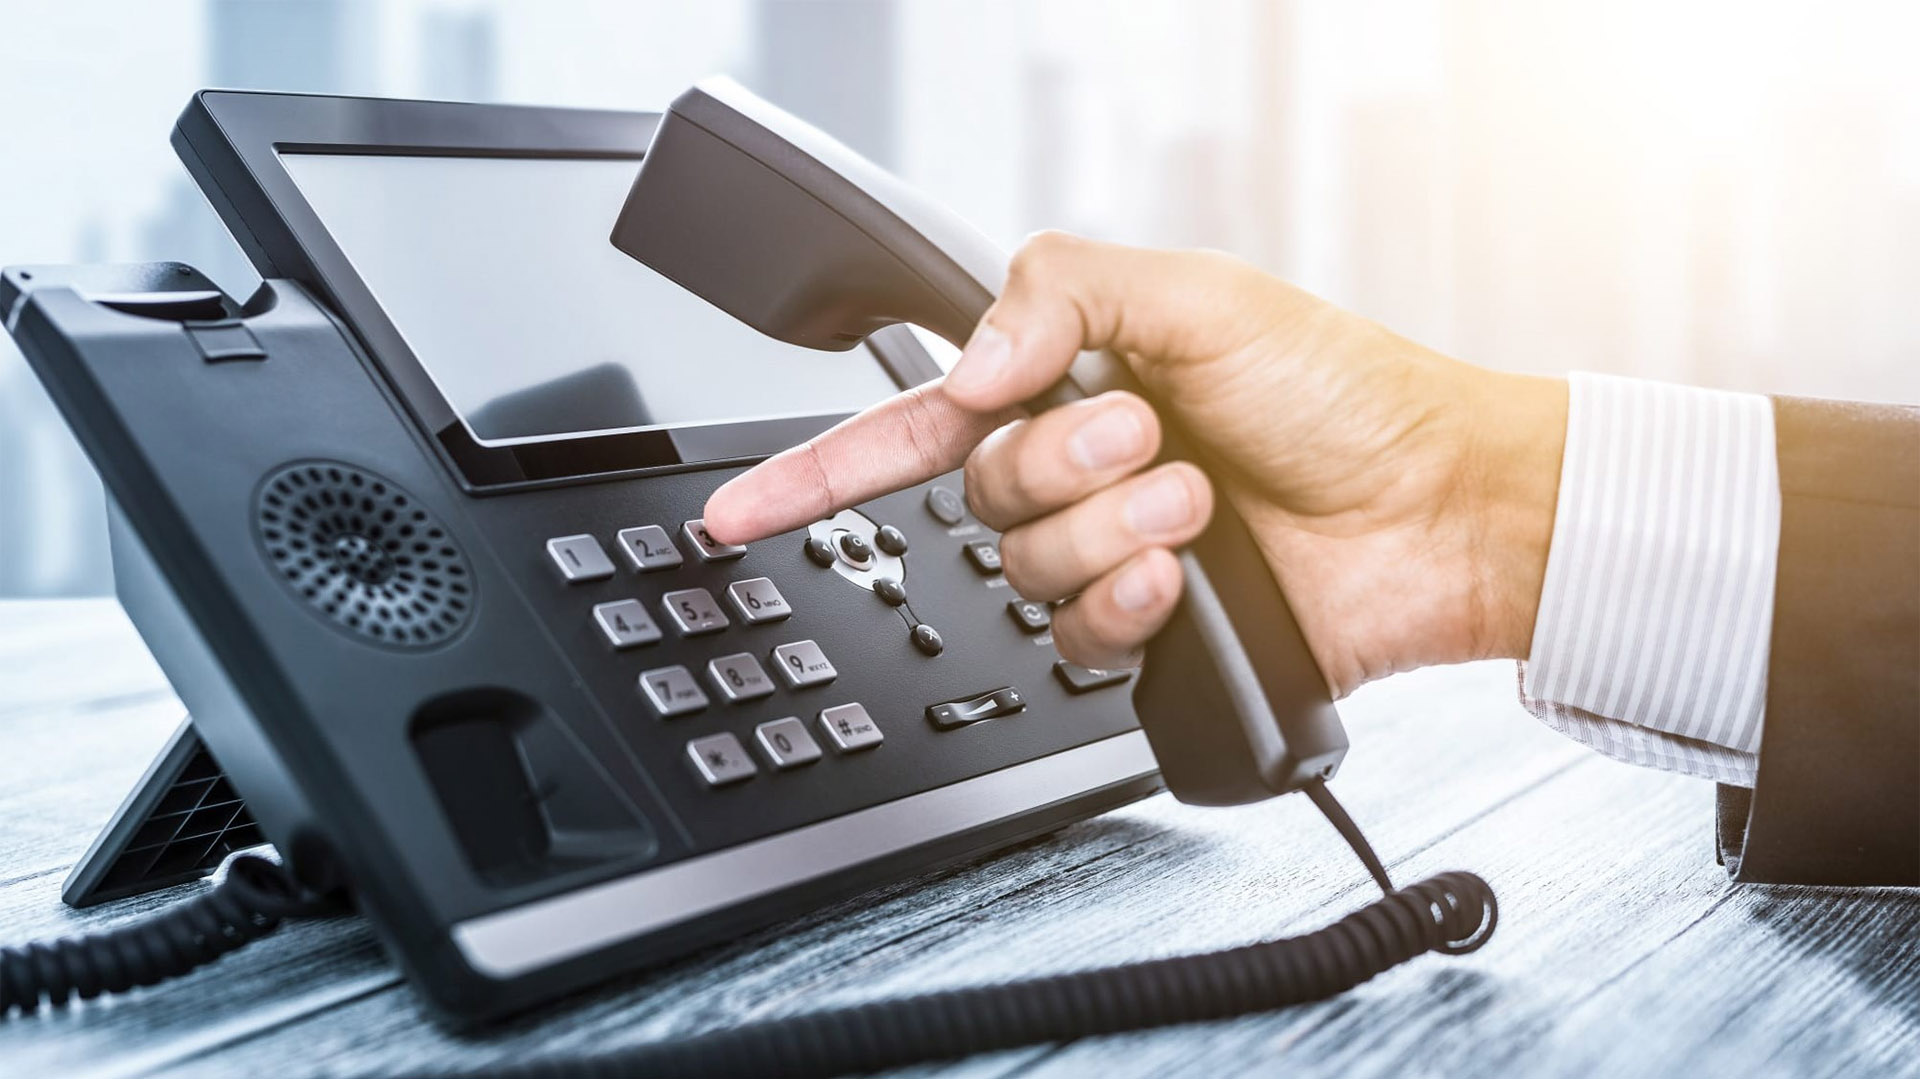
top-left (726, 577), bottom-right (791, 624)
top-left (683, 518), bottom-right (747, 562)
top-left (754, 717), bottom-right (822, 769)
top-left (662, 587), bottom-right (729, 636)
top-left (616, 525), bottom-right (683, 572)
top-left (771, 640), bottom-right (837, 688)
top-left (708, 652), bottom-right (775, 702)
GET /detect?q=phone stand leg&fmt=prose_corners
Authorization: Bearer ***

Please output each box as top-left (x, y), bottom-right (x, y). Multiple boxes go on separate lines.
top-left (61, 717), bottom-right (267, 908)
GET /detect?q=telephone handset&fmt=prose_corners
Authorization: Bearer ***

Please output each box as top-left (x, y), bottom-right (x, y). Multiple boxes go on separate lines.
top-left (611, 77), bottom-right (1346, 806)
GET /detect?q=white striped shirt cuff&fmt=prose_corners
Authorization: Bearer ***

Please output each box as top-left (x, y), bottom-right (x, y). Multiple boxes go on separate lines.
top-left (1520, 372), bottom-right (1782, 787)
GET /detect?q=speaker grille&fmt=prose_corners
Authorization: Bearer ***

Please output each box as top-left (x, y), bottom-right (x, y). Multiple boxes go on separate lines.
top-left (255, 462), bottom-right (473, 647)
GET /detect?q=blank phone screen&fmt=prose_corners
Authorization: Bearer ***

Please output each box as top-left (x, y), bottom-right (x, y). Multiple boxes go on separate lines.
top-left (280, 152), bottom-right (900, 444)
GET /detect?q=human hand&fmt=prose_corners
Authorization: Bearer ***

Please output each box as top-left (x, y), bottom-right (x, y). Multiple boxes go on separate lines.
top-left (703, 232), bottom-right (1567, 696)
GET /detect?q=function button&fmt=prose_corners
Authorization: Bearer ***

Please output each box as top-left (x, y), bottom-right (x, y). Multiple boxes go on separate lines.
top-left (874, 524), bottom-right (909, 556)
top-left (683, 519), bottom-right (747, 562)
top-left (592, 599), bottom-right (663, 649)
top-left (927, 686), bottom-right (1027, 730)
top-left (546, 534), bottom-right (615, 583)
top-left (804, 535), bottom-right (837, 567)
top-left (872, 576), bottom-right (907, 607)
top-left (616, 525), bottom-right (683, 572)
top-left (771, 640), bottom-right (837, 688)
top-left (640, 665), bottom-right (710, 717)
top-left (754, 717), bottom-right (823, 769)
top-left (837, 531), bottom-right (874, 564)
top-left (925, 485), bottom-right (966, 525)
top-left (1052, 661), bottom-right (1133, 694)
top-left (818, 703), bottom-right (884, 753)
top-left (662, 587), bottom-right (730, 636)
top-left (1007, 599), bottom-right (1052, 634)
top-left (726, 577), bottom-right (792, 624)
top-left (686, 733), bottom-right (756, 786)
top-left (910, 623), bottom-right (944, 656)
top-left (963, 540), bottom-right (1003, 576)
top-left (708, 652), bottom-right (776, 702)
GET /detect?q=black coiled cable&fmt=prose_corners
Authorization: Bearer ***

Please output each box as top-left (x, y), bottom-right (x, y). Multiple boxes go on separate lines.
top-left (0, 854), bottom-right (320, 1015)
top-left (453, 780), bottom-right (1497, 1079)
top-left (476, 868), bottom-right (1496, 1079)
top-left (2, 783), bottom-right (1497, 1079)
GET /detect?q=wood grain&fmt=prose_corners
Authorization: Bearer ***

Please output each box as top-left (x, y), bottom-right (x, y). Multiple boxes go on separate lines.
top-left (0, 600), bottom-right (1912, 1079)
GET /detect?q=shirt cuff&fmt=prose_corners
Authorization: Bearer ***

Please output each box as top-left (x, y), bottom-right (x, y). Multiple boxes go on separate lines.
top-left (1520, 372), bottom-right (1782, 786)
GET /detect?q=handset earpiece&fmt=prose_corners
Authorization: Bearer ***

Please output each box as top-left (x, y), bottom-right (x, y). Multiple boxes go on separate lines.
top-left (611, 76), bottom-right (1347, 804)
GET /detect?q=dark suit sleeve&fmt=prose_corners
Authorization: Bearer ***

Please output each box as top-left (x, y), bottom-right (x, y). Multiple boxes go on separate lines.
top-left (1714, 396), bottom-right (1920, 886)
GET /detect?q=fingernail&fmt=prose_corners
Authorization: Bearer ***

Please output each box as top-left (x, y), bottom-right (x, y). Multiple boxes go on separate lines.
top-left (944, 322), bottom-right (1011, 397)
top-left (1067, 405), bottom-right (1145, 471)
top-left (1111, 559), bottom-right (1163, 612)
top-left (1124, 472), bottom-right (1195, 536)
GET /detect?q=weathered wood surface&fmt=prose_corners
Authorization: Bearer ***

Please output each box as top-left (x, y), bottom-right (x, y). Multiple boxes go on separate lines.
top-left (0, 599), bottom-right (1913, 1078)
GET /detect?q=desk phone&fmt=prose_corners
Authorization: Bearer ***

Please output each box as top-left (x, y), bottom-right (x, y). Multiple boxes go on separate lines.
top-left (1, 86), bottom-right (1493, 1066)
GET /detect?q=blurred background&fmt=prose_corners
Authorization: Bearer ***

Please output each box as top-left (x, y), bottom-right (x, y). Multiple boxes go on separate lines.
top-left (2, 0), bottom-right (1915, 596)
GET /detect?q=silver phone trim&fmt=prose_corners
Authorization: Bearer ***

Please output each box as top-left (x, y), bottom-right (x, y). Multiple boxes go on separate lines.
top-left (452, 729), bottom-right (1157, 978)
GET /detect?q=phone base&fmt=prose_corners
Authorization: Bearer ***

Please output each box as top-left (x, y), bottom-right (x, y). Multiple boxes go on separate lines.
top-left (62, 717), bottom-right (268, 908)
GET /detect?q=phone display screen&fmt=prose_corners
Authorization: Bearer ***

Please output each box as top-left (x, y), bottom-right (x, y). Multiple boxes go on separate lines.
top-left (279, 152), bottom-right (900, 445)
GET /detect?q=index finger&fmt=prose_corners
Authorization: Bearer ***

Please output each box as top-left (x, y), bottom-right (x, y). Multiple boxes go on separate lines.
top-left (702, 379), bottom-right (1018, 545)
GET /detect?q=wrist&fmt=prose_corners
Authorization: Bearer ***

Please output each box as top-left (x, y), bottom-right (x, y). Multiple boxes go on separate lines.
top-left (1464, 370), bottom-right (1568, 661)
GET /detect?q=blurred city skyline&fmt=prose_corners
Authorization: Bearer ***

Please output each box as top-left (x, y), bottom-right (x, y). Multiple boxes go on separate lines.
top-left (1, 0), bottom-right (1916, 595)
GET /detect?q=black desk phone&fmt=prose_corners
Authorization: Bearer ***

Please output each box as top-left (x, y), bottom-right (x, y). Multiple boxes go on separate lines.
top-left (1, 83), bottom-right (1493, 1073)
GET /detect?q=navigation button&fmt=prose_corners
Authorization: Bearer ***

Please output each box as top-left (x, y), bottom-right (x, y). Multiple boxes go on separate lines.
top-left (754, 717), bottom-right (822, 769)
top-left (927, 686), bottom-right (1026, 729)
top-left (771, 640), bottom-right (837, 688)
top-left (818, 703), bottom-right (883, 753)
top-left (683, 519), bottom-right (747, 561)
top-left (874, 524), bottom-right (909, 555)
top-left (872, 577), bottom-right (907, 606)
top-left (616, 525), bottom-right (683, 572)
top-left (592, 599), bottom-right (662, 649)
top-left (804, 535), bottom-right (837, 567)
top-left (686, 733), bottom-right (756, 786)
top-left (546, 535), bottom-right (614, 583)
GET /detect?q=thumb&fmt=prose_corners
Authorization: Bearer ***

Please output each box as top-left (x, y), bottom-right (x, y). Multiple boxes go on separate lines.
top-left (940, 231), bottom-right (1264, 412)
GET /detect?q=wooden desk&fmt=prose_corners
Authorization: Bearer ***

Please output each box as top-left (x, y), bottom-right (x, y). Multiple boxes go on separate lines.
top-left (2, 600), bottom-right (1913, 1078)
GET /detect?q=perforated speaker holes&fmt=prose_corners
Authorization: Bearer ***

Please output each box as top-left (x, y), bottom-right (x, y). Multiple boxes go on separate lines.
top-left (255, 462), bottom-right (474, 648)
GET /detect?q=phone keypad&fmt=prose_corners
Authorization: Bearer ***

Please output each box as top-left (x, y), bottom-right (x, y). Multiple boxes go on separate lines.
top-left (708, 652), bottom-right (775, 703)
top-left (662, 587), bottom-right (730, 636)
top-left (683, 519), bottom-right (747, 562)
top-left (640, 665), bottom-right (709, 717)
top-left (771, 640), bottom-right (837, 688)
top-left (726, 577), bottom-right (792, 624)
top-left (617, 525), bottom-right (683, 572)
top-left (593, 599), bottom-right (662, 649)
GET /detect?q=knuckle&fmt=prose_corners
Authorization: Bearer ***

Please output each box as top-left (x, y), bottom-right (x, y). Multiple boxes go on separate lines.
top-left (962, 424), bottom-right (1020, 529)
top-left (996, 526), bottom-right (1044, 597)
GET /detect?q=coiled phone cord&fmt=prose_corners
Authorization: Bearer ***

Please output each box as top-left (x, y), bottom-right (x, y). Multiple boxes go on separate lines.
top-left (0, 781), bottom-right (1496, 1079)
top-left (0, 854), bottom-right (325, 1015)
top-left (465, 780), bottom-right (1496, 1079)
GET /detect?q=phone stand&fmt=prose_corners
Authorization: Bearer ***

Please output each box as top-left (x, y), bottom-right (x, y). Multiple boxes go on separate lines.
top-left (62, 719), bottom-right (265, 907)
